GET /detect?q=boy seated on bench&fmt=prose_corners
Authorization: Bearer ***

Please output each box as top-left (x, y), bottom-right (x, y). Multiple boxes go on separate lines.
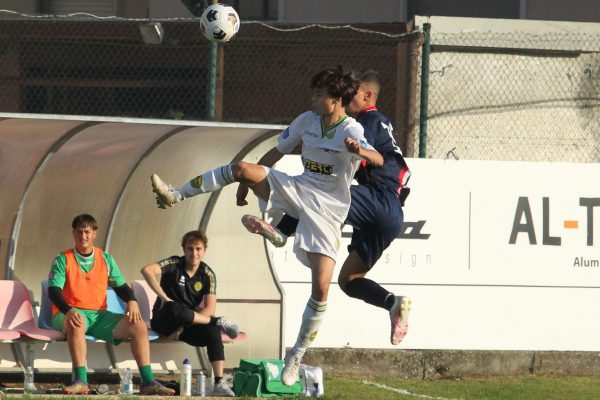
top-left (141, 230), bottom-right (239, 397)
top-left (48, 214), bottom-right (175, 395)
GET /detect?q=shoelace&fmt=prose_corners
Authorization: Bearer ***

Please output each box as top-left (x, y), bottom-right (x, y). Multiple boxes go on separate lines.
top-left (286, 354), bottom-right (302, 373)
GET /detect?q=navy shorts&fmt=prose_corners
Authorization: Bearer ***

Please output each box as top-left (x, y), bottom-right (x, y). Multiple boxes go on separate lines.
top-left (345, 185), bottom-right (404, 268)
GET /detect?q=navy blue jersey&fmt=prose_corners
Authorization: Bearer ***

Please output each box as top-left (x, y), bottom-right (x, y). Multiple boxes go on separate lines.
top-left (354, 107), bottom-right (410, 195)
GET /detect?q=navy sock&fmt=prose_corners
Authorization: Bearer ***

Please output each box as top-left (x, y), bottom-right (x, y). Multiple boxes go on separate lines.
top-left (342, 277), bottom-right (391, 310)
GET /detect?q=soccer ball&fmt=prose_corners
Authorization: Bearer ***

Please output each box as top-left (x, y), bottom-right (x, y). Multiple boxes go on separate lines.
top-left (200, 4), bottom-right (240, 43)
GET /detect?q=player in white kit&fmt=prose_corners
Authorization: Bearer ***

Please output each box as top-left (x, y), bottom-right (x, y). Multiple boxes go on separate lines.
top-left (150, 66), bottom-right (383, 386)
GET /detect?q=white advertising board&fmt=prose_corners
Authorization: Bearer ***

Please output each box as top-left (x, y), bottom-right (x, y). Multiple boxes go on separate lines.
top-left (269, 157), bottom-right (600, 351)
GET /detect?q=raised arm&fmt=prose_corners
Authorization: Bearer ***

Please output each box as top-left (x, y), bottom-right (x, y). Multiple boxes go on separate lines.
top-left (344, 137), bottom-right (384, 167)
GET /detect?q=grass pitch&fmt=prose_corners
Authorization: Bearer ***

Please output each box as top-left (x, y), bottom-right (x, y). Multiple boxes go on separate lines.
top-left (325, 374), bottom-right (600, 400)
top-left (3, 375), bottom-right (600, 399)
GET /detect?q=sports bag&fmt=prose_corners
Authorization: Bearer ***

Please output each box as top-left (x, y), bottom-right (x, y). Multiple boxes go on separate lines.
top-left (233, 358), bottom-right (303, 398)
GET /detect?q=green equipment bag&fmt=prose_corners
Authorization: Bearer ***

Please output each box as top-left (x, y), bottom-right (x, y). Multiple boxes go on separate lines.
top-left (233, 358), bottom-right (303, 398)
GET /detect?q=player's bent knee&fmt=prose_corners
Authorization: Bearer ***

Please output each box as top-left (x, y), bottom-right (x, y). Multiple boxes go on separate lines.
top-left (135, 321), bottom-right (148, 333)
top-left (231, 161), bottom-right (248, 180)
top-left (337, 276), bottom-right (350, 292)
top-left (64, 322), bottom-right (86, 335)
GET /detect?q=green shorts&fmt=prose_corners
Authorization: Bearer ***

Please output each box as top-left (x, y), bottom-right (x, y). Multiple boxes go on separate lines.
top-left (52, 308), bottom-right (124, 345)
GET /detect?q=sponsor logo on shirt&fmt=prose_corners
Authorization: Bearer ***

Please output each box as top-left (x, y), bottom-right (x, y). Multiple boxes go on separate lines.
top-left (179, 276), bottom-right (185, 287)
top-left (282, 128), bottom-right (290, 139)
top-left (302, 157), bottom-right (333, 175)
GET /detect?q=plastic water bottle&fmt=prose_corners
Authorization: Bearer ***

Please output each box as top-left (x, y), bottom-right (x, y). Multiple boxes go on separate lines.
top-left (195, 371), bottom-right (206, 397)
top-left (181, 359), bottom-right (192, 396)
top-left (23, 366), bottom-right (36, 394)
top-left (120, 368), bottom-right (133, 395)
top-left (97, 383), bottom-right (110, 395)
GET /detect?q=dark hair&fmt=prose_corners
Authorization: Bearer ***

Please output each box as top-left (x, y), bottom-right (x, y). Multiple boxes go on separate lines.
top-left (71, 214), bottom-right (98, 230)
top-left (181, 230), bottom-right (208, 249)
top-left (310, 66), bottom-right (360, 106)
top-left (357, 69), bottom-right (381, 91)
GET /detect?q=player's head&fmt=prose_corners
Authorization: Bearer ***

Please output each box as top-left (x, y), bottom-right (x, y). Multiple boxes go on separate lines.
top-left (181, 230), bottom-right (208, 249)
top-left (181, 230), bottom-right (208, 267)
top-left (348, 69), bottom-right (381, 114)
top-left (72, 214), bottom-right (98, 231)
top-left (71, 214), bottom-right (98, 253)
top-left (310, 66), bottom-right (360, 115)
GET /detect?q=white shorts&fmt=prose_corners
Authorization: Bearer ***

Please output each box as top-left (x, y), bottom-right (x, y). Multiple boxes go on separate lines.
top-left (259, 167), bottom-right (345, 267)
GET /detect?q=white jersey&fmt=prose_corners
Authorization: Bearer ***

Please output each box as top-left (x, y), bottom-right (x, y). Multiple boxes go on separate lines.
top-left (276, 111), bottom-right (373, 222)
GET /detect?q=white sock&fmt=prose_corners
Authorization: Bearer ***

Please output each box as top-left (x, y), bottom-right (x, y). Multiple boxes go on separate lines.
top-left (178, 165), bottom-right (235, 198)
top-left (292, 297), bottom-right (327, 354)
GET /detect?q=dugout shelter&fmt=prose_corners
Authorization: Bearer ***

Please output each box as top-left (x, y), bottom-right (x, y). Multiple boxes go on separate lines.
top-left (0, 113), bottom-right (285, 372)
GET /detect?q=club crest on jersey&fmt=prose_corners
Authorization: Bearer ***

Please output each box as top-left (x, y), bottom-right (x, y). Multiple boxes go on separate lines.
top-left (194, 281), bottom-right (203, 292)
top-left (190, 176), bottom-right (203, 188)
top-left (302, 157), bottom-right (333, 175)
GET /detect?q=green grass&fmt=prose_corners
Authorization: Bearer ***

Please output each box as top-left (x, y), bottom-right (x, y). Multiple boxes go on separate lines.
top-left (4, 375), bottom-right (600, 399)
top-left (324, 375), bottom-right (600, 400)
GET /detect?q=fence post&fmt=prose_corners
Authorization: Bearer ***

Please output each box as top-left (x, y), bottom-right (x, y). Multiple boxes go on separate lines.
top-left (419, 22), bottom-right (431, 158)
top-left (207, 42), bottom-right (217, 121)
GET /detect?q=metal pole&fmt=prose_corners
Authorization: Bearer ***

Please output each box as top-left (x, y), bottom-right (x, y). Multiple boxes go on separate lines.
top-left (418, 22), bottom-right (431, 158)
top-left (206, 0), bottom-right (218, 121)
top-left (207, 42), bottom-right (217, 121)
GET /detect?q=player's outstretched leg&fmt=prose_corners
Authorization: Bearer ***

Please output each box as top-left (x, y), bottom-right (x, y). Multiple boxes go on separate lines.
top-left (151, 164), bottom-right (238, 209)
top-left (241, 214), bottom-right (287, 247)
top-left (389, 296), bottom-right (411, 345)
top-left (151, 174), bottom-right (184, 209)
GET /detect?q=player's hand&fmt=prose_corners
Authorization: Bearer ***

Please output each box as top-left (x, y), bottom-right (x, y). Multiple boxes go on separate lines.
top-left (159, 297), bottom-right (174, 309)
top-left (65, 309), bottom-right (83, 329)
top-left (344, 137), bottom-right (361, 154)
top-left (126, 301), bottom-right (142, 324)
top-left (236, 184), bottom-right (250, 206)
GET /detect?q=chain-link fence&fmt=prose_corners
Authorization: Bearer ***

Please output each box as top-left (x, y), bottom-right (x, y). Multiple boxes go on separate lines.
top-left (419, 29), bottom-right (600, 162)
top-left (0, 10), bottom-right (421, 151)
top-left (3, 10), bottom-right (599, 162)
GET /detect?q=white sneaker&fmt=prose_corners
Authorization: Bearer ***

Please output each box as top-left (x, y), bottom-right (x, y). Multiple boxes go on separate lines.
top-left (281, 350), bottom-right (303, 386)
top-left (151, 173), bottom-right (182, 209)
top-left (211, 382), bottom-right (235, 397)
top-left (216, 316), bottom-right (239, 339)
top-left (389, 296), bottom-right (411, 345)
top-left (241, 214), bottom-right (287, 247)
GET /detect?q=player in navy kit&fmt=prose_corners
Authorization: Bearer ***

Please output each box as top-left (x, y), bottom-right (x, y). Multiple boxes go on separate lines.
top-left (242, 70), bottom-right (412, 346)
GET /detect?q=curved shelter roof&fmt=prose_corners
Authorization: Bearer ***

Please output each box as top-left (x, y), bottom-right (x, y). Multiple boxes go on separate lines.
top-left (0, 113), bottom-right (285, 370)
